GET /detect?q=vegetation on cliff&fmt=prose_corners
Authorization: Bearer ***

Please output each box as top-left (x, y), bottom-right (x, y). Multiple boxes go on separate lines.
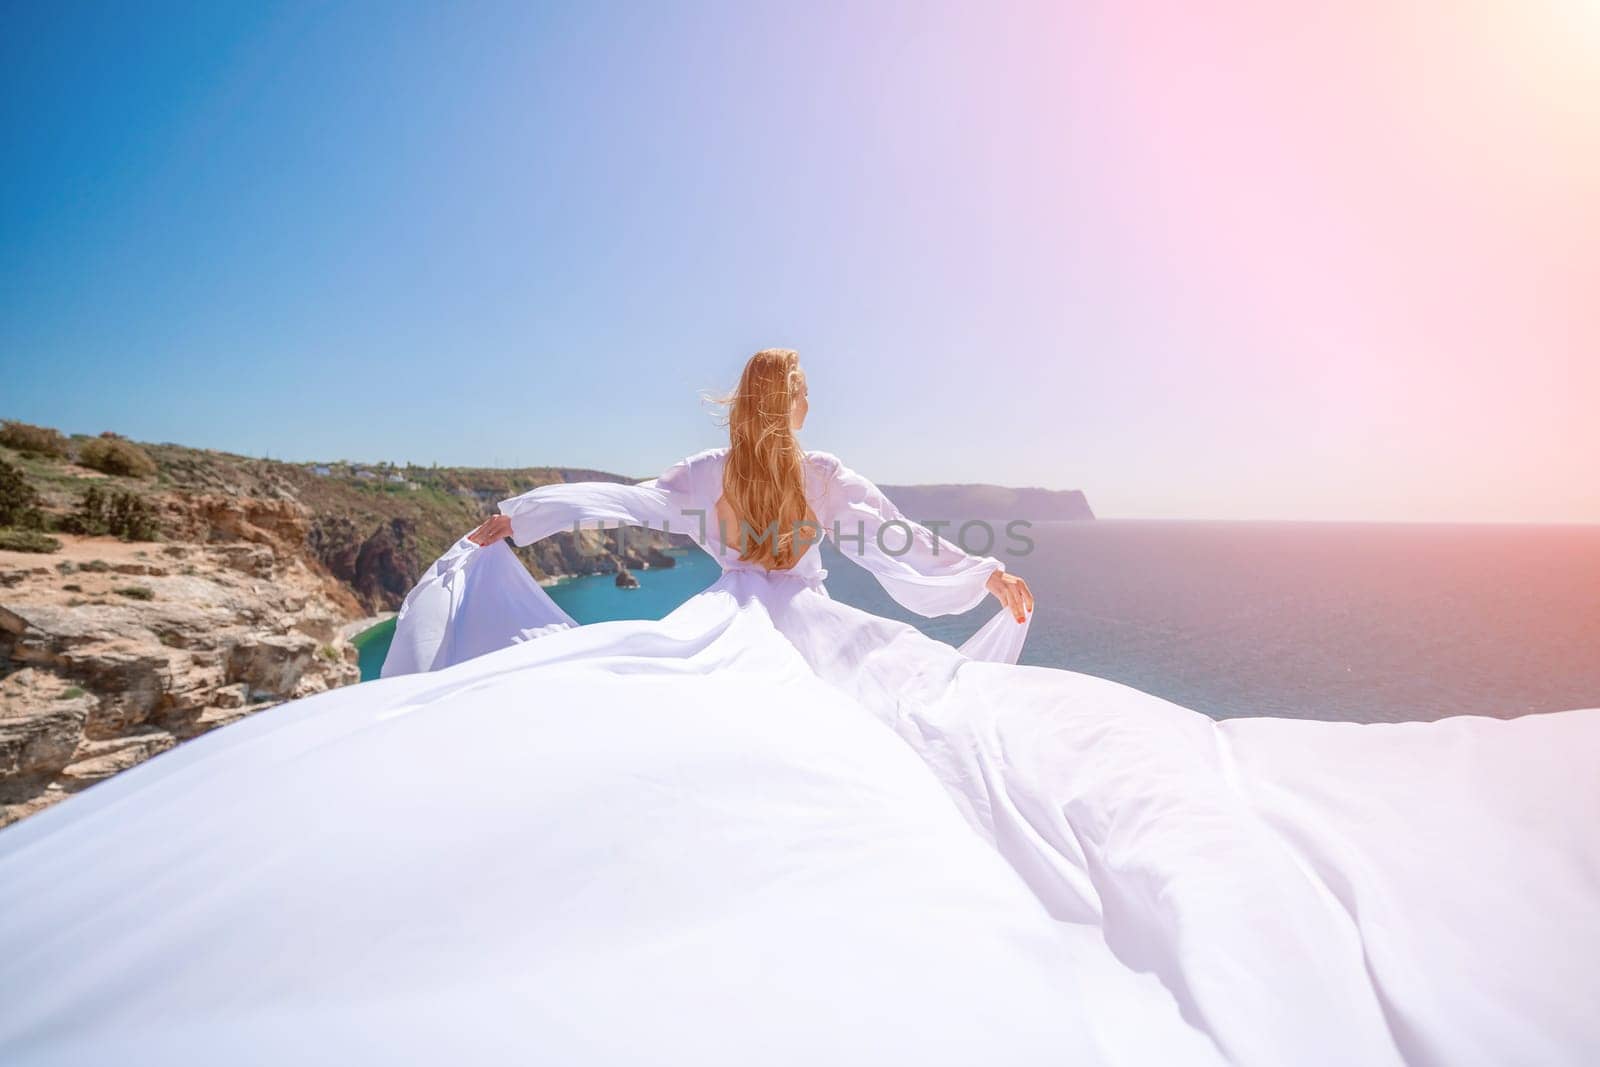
top-left (0, 420), bottom-right (666, 611)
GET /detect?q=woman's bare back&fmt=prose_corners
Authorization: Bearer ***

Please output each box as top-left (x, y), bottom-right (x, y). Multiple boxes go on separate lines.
top-left (713, 495), bottom-right (821, 571)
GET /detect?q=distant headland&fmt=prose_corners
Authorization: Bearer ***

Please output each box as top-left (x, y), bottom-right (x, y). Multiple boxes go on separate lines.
top-left (878, 483), bottom-right (1095, 522)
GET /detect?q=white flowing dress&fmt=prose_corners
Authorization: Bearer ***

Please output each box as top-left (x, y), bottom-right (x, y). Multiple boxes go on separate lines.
top-left (1, 448), bottom-right (1596, 1066)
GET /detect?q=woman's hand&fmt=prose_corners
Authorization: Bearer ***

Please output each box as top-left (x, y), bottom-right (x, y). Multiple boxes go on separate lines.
top-left (987, 569), bottom-right (1035, 624)
top-left (467, 514), bottom-right (513, 547)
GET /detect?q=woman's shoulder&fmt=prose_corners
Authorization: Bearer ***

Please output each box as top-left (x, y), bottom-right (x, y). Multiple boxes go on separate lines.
top-left (660, 446), bottom-right (729, 476)
top-left (678, 447), bottom-right (843, 474)
top-left (679, 446), bottom-right (730, 466)
top-left (665, 447), bottom-right (846, 488)
top-left (803, 449), bottom-right (846, 477)
top-left (648, 447), bottom-right (727, 495)
top-left (675, 446), bottom-right (837, 465)
top-left (802, 451), bottom-right (854, 510)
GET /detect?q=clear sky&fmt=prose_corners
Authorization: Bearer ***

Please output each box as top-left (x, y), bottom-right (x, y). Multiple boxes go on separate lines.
top-left (2, 1), bottom-right (1595, 521)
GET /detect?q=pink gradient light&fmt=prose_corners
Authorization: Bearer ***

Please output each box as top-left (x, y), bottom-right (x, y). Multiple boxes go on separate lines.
top-left (1071, 1), bottom-right (1598, 520)
top-left (860, 1), bottom-right (1599, 521)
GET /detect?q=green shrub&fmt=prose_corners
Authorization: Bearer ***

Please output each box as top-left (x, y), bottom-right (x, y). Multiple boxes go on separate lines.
top-left (0, 420), bottom-right (70, 457)
top-left (0, 459), bottom-right (40, 527)
top-left (62, 486), bottom-right (108, 536)
top-left (57, 686), bottom-right (86, 700)
top-left (0, 528), bottom-right (61, 553)
top-left (77, 435), bottom-right (157, 478)
top-left (113, 585), bottom-right (154, 600)
top-left (61, 485), bottom-right (161, 540)
top-left (107, 490), bottom-right (161, 540)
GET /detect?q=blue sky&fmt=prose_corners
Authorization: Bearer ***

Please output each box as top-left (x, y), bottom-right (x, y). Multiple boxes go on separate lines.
top-left (3, 2), bottom-right (1594, 521)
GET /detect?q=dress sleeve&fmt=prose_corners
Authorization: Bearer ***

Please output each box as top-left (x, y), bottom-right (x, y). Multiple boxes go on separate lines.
top-left (816, 454), bottom-right (1004, 618)
top-left (497, 453), bottom-right (708, 547)
top-left (382, 455), bottom-right (710, 677)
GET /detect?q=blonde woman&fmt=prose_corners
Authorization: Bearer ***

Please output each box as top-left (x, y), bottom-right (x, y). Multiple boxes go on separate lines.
top-left (441, 347), bottom-right (1037, 666)
top-left (5, 350), bottom-right (1597, 1065)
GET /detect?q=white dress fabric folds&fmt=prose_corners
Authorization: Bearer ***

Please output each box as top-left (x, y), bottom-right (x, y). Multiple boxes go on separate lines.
top-left (1, 448), bottom-right (1596, 1066)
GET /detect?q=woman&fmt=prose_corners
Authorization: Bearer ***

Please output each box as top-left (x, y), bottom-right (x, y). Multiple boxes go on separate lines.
top-left (1, 351), bottom-right (1595, 1066)
top-left (379, 348), bottom-right (1038, 680)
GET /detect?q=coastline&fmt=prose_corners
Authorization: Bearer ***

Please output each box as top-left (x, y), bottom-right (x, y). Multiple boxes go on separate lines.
top-left (339, 612), bottom-right (395, 643)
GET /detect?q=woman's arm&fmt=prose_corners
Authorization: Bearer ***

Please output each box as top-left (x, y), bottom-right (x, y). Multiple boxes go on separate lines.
top-left (984, 569), bottom-right (1035, 625)
top-left (385, 454), bottom-right (711, 678)
top-left (816, 454), bottom-right (1034, 622)
top-left (468, 513), bottom-right (512, 545)
top-left (476, 451), bottom-right (712, 548)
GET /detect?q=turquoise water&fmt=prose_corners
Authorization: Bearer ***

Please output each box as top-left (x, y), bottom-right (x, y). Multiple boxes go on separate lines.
top-left (546, 549), bottom-right (724, 623)
top-left (355, 550), bottom-right (722, 683)
top-left (354, 523), bottom-right (1600, 723)
top-left (352, 617), bottom-right (397, 680)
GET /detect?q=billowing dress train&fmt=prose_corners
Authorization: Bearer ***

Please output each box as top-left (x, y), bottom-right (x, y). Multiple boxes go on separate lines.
top-left (1, 449), bottom-right (1595, 1066)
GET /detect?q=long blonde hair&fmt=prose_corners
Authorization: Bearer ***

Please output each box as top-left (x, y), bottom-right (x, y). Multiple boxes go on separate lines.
top-left (716, 348), bottom-right (809, 569)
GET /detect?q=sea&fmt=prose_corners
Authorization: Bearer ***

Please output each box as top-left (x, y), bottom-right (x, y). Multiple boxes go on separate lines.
top-left (356, 521), bottom-right (1600, 724)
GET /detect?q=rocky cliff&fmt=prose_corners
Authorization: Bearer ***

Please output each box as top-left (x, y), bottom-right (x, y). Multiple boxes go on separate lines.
top-left (0, 425), bottom-right (672, 825)
top-left (1, 534), bottom-right (361, 824)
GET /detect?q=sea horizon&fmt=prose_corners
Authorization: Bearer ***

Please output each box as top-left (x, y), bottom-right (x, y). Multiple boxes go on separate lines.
top-left (354, 519), bottom-right (1600, 726)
